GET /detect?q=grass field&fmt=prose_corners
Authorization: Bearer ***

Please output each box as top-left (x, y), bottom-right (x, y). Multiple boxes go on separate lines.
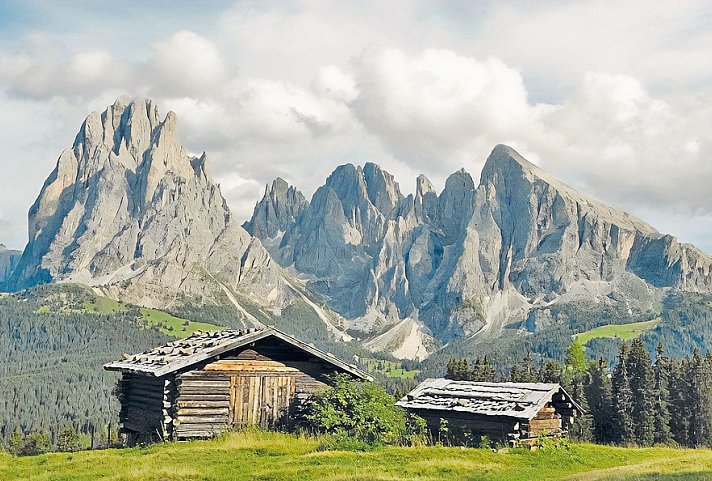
top-left (81, 295), bottom-right (222, 338)
top-left (2, 431), bottom-right (712, 481)
top-left (574, 319), bottom-right (661, 345)
top-left (362, 358), bottom-right (420, 379)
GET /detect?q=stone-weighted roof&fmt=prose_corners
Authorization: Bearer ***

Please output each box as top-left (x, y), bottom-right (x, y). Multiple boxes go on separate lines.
top-left (396, 379), bottom-right (582, 420)
top-left (104, 326), bottom-right (370, 380)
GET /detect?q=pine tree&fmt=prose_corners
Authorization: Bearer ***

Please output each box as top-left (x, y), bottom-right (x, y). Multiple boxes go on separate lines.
top-left (446, 358), bottom-right (471, 381)
top-left (611, 343), bottom-right (635, 445)
top-left (586, 358), bottom-right (615, 444)
top-left (628, 338), bottom-right (655, 445)
top-left (474, 356), bottom-right (497, 382)
top-left (569, 370), bottom-right (593, 442)
top-left (458, 358), bottom-right (470, 381)
top-left (509, 364), bottom-right (521, 382)
top-left (688, 350), bottom-right (712, 447)
top-left (669, 357), bottom-right (691, 446)
top-left (566, 341), bottom-right (588, 374)
top-left (520, 351), bottom-right (537, 382)
top-left (652, 342), bottom-right (672, 445)
top-left (538, 360), bottom-right (564, 383)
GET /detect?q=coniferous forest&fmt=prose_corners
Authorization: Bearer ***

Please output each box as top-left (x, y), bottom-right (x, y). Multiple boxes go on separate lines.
top-left (446, 337), bottom-right (712, 448)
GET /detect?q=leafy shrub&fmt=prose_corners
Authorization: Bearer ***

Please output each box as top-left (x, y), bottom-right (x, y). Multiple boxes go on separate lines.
top-left (57, 427), bottom-right (82, 452)
top-left (298, 375), bottom-right (425, 446)
top-left (20, 432), bottom-right (52, 456)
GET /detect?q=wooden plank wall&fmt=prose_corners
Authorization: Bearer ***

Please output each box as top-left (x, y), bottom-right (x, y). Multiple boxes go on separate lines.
top-left (173, 370), bottom-right (231, 439)
top-left (117, 373), bottom-right (166, 441)
top-left (526, 404), bottom-right (562, 435)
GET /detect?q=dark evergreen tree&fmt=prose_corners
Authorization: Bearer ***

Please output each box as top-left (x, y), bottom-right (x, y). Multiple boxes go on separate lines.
top-left (669, 357), bottom-right (691, 446)
top-left (611, 343), bottom-right (635, 445)
top-left (509, 364), bottom-right (521, 382)
top-left (538, 360), bottom-right (564, 384)
top-left (652, 342), bottom-right (672, 445)
top-left (568, 369), bottom-right (592, 442)
top-left (519, 351), bottom-right (537, 383)
top-left (585, 358), bottom-right (615, 444)
top-left (688, 350), bottom-right (712, 447)
top-left (446, 358), bottom-right (470, 381)
top-left (473, 356), bottom-right (497, 382)
top-left (628, 338), bottom-right (655, 445)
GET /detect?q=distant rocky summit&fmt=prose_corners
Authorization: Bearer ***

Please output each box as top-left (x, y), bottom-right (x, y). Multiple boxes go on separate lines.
top-left (247, 145), bottom-right (712, 359)
top-left (8, 99), bottom-right (305, 322)
top-left (0, 244), bottom-right (21, 287)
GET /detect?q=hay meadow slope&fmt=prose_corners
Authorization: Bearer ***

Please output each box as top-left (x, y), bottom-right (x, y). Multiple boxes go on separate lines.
top-left (2, 431), bottom-right (712, 481)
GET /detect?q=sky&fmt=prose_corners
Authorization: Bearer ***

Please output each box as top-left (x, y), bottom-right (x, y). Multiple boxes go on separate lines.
top-left (0, 0), bottom-right (711, 252)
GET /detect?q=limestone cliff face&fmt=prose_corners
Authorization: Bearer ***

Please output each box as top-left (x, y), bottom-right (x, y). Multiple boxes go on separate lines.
top-left (251, 145), bottom-right (712, 359)
top-left (0, 244), bottom-right (21, 286)
top-left (243, 178), bottom-right (308, 245)
top-left (9, 99), bottom-right (291, 311)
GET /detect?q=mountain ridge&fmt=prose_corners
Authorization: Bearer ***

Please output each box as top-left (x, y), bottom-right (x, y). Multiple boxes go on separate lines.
top-left (5, 98), bottom-right (711, 362)
top-left (247, 144), bottom-right (712, 359)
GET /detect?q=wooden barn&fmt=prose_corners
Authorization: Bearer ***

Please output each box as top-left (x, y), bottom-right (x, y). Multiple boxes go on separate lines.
top-left (396, 379), bottom-right (583, 445)
top-left (104, 327), bottom-right (370, 443)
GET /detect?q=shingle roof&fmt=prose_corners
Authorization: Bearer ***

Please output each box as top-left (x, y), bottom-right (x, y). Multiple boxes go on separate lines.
top-left (396, 379), bottom-right (582, 420)
top-left (104, 326), bottom-right (371, 380)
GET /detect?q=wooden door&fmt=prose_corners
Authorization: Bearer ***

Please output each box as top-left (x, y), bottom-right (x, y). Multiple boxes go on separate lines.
top-left (229, 374), bottom-right (295, 428)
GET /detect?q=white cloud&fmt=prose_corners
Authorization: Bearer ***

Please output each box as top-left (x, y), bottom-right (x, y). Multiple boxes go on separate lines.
top-left (150, 31), bottom-right (230, 96)
top-left (350, 48), bottom-right (544, 172)
top-left (0, 1), bottom-right (712, 254)
top-left (535, 72), bottom-right (712, 217)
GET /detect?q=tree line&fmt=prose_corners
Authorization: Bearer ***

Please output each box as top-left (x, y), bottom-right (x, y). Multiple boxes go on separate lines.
top-left (447, 337), bottom-right (712, 447)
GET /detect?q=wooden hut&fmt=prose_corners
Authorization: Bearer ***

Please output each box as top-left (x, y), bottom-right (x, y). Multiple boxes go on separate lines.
top-left (396, 379), bottom-right (583, 445)
top-left (104, 327), bottom-right (370, 443)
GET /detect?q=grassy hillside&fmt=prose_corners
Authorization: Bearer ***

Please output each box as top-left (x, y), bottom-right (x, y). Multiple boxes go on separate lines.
top-left (574, 319), bottom-right (661, 345)
top-left (2, 431), bottom-right (712, 481)
top-left (82, 294), bottom-right (222, 337)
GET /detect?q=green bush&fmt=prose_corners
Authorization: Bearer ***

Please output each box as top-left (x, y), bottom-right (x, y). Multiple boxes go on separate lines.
top-left (20, 432), bottom-right (52, 456)
top-left (57, 427), bottom-right (82, 452)
top-left (299, 375), bottom-right (425, 446)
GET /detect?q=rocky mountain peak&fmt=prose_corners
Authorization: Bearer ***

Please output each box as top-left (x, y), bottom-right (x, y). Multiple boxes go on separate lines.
top-left (9, 99), bottom-right (295, 314)
top-left (413, 174), bottom-right (438, 222)
top-left (362, 162), bottom-right (403, 214)
top-left (248, 147), bottom-right (712, 360)
top-left (243, 177), bottom-right (308, 241)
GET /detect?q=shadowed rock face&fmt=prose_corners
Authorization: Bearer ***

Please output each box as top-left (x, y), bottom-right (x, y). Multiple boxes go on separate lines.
top-left (9, 99), bottom-right (291, 310)
top-left (0, 244), bottom-right (21, 287)
top-left (243, 177), bottom-right (308, 242)
top-left (251, 145), bottom-right (712, 359)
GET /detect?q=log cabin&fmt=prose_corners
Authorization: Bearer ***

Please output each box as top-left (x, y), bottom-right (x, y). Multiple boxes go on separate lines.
top-left (104, 327), bottom-right (370, 443)
top-left (396, 379), bottom-right (583, 445)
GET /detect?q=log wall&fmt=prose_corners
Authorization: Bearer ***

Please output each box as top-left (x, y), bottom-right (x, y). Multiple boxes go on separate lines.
top-left (117, 373), bottom-right (169, 443)
top-left (414, 409), bottom-right (521, 444)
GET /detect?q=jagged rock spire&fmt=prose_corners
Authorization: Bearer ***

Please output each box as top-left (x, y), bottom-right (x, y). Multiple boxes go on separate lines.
top-left (9, 99), bottom-right (292, 314)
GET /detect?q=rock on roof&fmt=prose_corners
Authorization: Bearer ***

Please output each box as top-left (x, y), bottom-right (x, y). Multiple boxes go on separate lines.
top-left (104, 326), bottom-right (370, 380)
top-left (396, 379), bottom-right (581, 420)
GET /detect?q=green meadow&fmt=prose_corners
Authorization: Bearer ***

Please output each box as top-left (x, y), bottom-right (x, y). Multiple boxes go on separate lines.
top-left (2, 431), bottom-right (712, 481)
top-left (574, 319), bottom-right (661, 345)
top-left (83, 294), bottom-right (222, 337)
